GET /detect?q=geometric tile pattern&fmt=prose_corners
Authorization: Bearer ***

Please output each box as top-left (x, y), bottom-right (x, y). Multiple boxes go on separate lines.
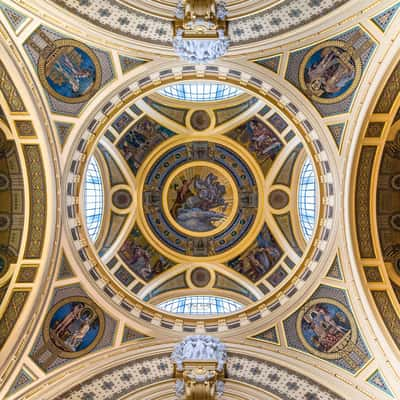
top-left (326, 255), bottom-right (343, 280)
top-left (6, 367), bottom-right (34, 396)
top-left (56, 353), bottom-right (345, 400)
top-left (49, 0), bottom-right (350, 45)
top-left (327, 123), bottom-right (345, 151)
top-left (367, 369), bottom-right (394, 398)
top-left (56, 354), bottom-right (173, 400)
top-left (122, 326), bottom-right (149, 343)
top-left (119, 55), bottom-right (147, 74)
top-left (0, 3), bottom-right (27, 32)
top-left (55, 122), bottom-right (74, 149)
top-left (372, 4), bottom-right (400, 32)
top-left (57, 254), bottom-right (75, 280)
top-left (254, 55), bottom-right (281, 73)
top-left (228, 353), bottom-right (344, 400)
top-left (251, 326), bottom-right (279, 344)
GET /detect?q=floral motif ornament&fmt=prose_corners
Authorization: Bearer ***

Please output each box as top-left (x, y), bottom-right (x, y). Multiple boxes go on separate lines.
top-left (173, 0), bottom-right (229, 63)
top-left (171, 335), bottom-right (227, 399)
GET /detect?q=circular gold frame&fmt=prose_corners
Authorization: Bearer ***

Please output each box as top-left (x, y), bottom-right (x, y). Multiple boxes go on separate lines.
top-left (162, 161), bottom-right (239, 238)
top-left (299, 40), bottom-right (362, 104)
top-left (296, 298), bottom-right (358, 360)
top-left (38, 39), bottom-right (102, 104)
top-left (136, 134), bottom-right (266, 264)
top-left (43, 296), bottom-right (105, 359)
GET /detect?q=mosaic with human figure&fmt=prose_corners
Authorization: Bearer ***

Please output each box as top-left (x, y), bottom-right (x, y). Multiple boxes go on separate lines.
top-left (167, 166), bottom-right (234, 233)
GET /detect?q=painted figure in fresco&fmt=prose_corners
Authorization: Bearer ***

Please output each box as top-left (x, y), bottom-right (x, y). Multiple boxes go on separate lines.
top-left (228, 118), bottom-right (282, 169)
top-left (118, 118), bottom-right (174, 173)
top-left (53, 303), bottom-right (83, 336)
top-left (46, 47), bottom-right (96, 99)
top-left (49, 302), bottom-right (100, 353)
top-left (247, 119), bottom-right (282, 159)
top-left (170, 173), bottom-right (228, 232)
top-left (119, 237), bottom-right (170, 281)
top-left (229, 226), bottom-right (281, 282)
top-left (304, 47), bottom-right (355, 98)
top-left (302, 303), bottom-right (351, 353)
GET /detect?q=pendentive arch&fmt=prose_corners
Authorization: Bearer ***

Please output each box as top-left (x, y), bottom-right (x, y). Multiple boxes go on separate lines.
top-left (0, 21), bottom-right (61, 386)
top-left (345, 36), bottom-right (400, 376)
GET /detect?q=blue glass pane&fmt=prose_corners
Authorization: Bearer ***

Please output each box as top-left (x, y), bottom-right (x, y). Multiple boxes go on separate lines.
top-left (158, 296), bottom-right (243, 315)
top-left (159, 82), bottom-right (243, 102)
top-left (298, 158), bottom-right (317, 242)
top-left (84, 157), bottom-right (104, 242)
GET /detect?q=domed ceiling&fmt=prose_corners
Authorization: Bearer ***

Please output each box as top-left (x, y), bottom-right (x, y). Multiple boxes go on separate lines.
top-left (75, 83), bottom-right (320, 316)
top-left (24, 0), bottom-right (381, 52)
top-left (0, 0), bottom-right (399, 400)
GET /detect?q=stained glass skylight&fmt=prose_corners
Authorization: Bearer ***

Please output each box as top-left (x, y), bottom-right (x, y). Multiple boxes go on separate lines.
top-left (158, 82), bottom-right (243, 102)
top-left (298, 158), bottom-right (317, 242)
top-left (84, 157), bottom-right (104, 242)
top-left (158, 296), bottom-right (243, 315)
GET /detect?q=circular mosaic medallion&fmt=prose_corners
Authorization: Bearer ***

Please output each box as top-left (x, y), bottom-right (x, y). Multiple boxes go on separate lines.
top-left (112, 189), bottom-right (133, 209)
top-left (297, 299), bottom-right (357, 360)
top-left (269, 190), bottom-right (289, 210)
top-left (190, 110), bottom-right (211, 131)
top-left (0, 213), bottom-right (10, 231)
top-left (191, 267), bottom-right (211, 287)
top-left (43, 296), bottom-right (105, 359)
top-left (0, 173), bottom-right (9, 191)
top-left (391, 174), bottom-right (400, 191)
top-left (38, 39), bottom-right (101, 104)
top-left (138, 137), bottom-right (264, 262)
top-left (299, 41), bottom-right (362, 104)
top-left (390, 213), bottom-right (400, 231)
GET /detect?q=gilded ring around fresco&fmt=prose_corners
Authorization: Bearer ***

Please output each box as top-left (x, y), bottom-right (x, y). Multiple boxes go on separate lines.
top-left (296, 299), bottom-right (357, 360)
top-left (163, 162), bottom-right (238, 236)
top-left (137, 136), bottom-right (265, 263)
top-left (299, 40), bottom-right (362, 104)
top-left (38, 39), bottom-right (101, 104)
top-left (43, 296), bottom-right (105, 359)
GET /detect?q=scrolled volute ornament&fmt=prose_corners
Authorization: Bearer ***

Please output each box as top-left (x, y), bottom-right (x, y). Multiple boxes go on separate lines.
top-left (171, 336), bottom-right (227, 400)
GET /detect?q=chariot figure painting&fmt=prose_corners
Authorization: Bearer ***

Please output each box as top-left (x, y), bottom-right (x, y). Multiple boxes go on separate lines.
top-left (169, 171), bottom-right (230, 233)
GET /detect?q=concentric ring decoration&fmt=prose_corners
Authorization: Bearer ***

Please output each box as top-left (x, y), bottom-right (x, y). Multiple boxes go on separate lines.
top-left (136, 135), bottom-right (265, 263)
top-left (66, 67), bottom-right (332, 331)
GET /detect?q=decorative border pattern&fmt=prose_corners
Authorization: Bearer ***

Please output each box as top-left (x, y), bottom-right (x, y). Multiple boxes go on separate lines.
top-left (55, 352), bottom-right (345, 400)
top-left (48, 0), bottom-right (350, 46)
top-left (23, 145), bottom-right (46, 259)
top-left (355, 146), bottom-right (376, 259)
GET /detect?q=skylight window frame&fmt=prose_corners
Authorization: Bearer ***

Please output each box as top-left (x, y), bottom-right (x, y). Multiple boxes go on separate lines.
top-left (158, 81), bottom-right (243, 102)
top-left (84, 156), bottom-right (104, 243)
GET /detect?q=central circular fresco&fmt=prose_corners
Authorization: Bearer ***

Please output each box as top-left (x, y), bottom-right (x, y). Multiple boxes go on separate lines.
top-left (137, 137), bottom-right (264, 262)
top-left (164, 162), bottom-right (237, 236)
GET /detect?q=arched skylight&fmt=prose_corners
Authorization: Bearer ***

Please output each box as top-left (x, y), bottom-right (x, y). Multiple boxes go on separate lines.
top-left (298, 158), bottom-right (317, 242)
top-left (158, 82), bottom-right (243, 102)
top-left (84, 157), bottom-right (104, 242)
top-left (158, 296), bottom-right (243, 315)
